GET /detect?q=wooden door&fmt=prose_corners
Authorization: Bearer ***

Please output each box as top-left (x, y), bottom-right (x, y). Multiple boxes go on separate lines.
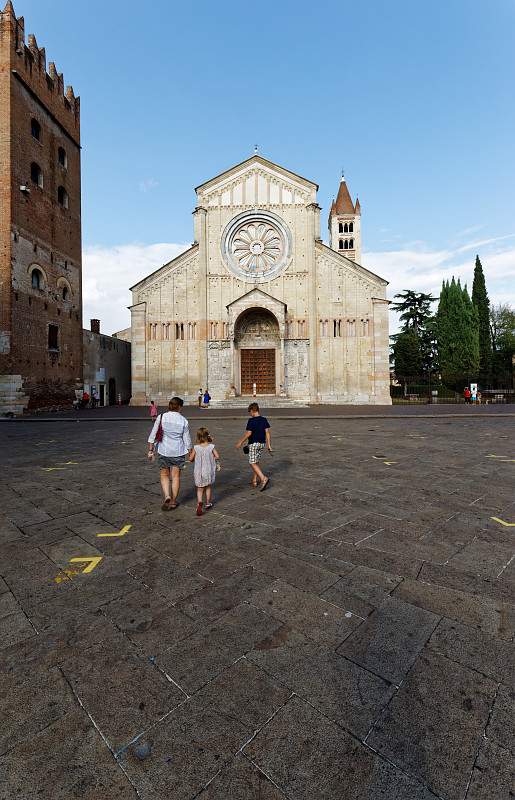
top-left (241, 349), bottom-right (276, 394)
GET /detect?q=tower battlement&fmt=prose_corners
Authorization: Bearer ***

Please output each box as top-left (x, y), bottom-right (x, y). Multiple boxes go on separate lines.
top-left (0, 1), bottom-right (80, 141)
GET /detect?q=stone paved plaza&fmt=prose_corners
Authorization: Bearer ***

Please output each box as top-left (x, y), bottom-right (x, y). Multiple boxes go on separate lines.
top-left (0, 411), bottom-right (513, 799)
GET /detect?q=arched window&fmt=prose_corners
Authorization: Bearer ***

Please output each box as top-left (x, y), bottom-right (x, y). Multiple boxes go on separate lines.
top-left (344, 240), bottom-right (349, 250)
top-left (349, 222), bottom-right (354, 232)
top-left (57, 186), bottom-right (68, 208)
top-left (31, 118), bottom-right (41, 141)
top-left (58, 147), bottom-right (67, 168)
top-left (31, 268), bottom-right (42, 289)
top-left (338, 222), bottom-right (343, 233)
top-left (349, 238), bottom-right (354, 248)
top-left (339, 240), bottom-right (344, 250)
top-left (62, 286), bottom-right (69, 301)
top-left (344, 223), bottom-right (348, 233)
top-left (30, 162), bottom-right (43, 188)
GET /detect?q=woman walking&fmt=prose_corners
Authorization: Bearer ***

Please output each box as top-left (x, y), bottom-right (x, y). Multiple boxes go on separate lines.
top-left (189, 427), bottom-right (220, 516)
top-left (147, 397), bottom-right (192, 510)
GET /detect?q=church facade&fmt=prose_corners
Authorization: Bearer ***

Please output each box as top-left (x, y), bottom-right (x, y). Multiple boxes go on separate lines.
top-left (129, 155), bottom-right (391, 405)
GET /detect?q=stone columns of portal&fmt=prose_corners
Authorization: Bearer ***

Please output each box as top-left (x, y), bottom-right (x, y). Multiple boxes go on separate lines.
top-left (194, 206), bottom-right (209, 391)
top-left (371, 297), bottom-right (392, 405)
top-left (279, 337), bottom-right (286, 396)
top-left (306, 203), bottom-right (321, 402)
top-left (129, 301), bottom-right (147, 405)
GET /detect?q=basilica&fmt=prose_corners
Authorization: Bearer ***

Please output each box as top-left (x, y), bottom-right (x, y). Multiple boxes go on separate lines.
top-left (129, 155), bottom-right (391, 405)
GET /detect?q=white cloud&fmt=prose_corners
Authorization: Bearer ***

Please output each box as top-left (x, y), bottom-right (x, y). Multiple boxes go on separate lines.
top-left (82, 242), bottom-right (190, 334)
top-left (138, 178), bottom-right (159, 193)
top-left (363, 237), bottom-right (515, 333)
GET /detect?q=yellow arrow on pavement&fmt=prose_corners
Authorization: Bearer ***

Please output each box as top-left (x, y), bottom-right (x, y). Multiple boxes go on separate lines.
top-left (96, 524), bottom-right (132, 539)
top-left (69, 556), bottom-right (103, 574)
top-left (491, 517), bottom-right (515, 527)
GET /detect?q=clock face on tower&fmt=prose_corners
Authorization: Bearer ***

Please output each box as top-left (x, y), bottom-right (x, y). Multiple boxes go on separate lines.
top-left (221, 210), bottom-right (292, 282)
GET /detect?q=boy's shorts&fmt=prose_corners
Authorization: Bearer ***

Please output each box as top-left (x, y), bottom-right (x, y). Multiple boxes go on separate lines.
top-left (158, 455), bottom-right (186, 470)
top-left (248, 443), bottom-right (265, 464)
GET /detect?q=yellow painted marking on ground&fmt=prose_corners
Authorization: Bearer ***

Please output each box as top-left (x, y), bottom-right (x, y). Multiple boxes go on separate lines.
top-left (486, 454), bottom-right (513, 459)
top-left (383, 461), bottom-right (397, 466)
top-left (54, 568), bottom-right (80, 584)
top-left (69, 556), bottom-right (103, 574)
top-left (41, 467), bottom-right (67, 472)
top-left (491, 517), bottom-right (515, 527)
top-left (96, 524), bottom-right (132, 538)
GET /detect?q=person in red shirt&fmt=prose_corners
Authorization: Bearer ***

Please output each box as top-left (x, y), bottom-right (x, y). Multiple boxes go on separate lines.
top-left (463, 387), bottom-right (471, 404)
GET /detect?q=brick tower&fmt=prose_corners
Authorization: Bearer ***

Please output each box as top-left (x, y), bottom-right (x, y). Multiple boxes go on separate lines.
top-left (328, 174), bottom-right (361, 263)
top-left (0, 1), bottom-right (82, 412)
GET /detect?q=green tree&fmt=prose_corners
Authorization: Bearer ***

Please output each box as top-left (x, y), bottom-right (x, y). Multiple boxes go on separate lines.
top-left (393, 330), bottom-right (423, 383)
top-left (436, 278), bottom-right (479, 388)
top-left (471, 255), bottom-right (492, 382)
top-left (390, 290), bottom-right (437, 334)
top-left (490, 303), bottom-right (515, 387)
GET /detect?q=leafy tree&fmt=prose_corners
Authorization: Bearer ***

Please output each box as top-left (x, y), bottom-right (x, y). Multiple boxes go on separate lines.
top-left (471, 255), bottom-right (492, 382)
top-left (391, 290), bottom-right (437, 334)
top-left (490, 303), bottom-right (515, 387)
top-left (436, 278), bottom-right (479, 388)
top-left (393, 330), bottom-right (423, 383)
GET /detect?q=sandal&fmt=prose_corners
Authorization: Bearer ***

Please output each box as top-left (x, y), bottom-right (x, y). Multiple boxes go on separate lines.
top-left (260, 478), bottom-right (270, 492)
top-left (196, 503), bottom-right (203, 516)
top-left (205, 502), bottom-right (213, 510)
top-left (161, 498), bottom-right (172, 511)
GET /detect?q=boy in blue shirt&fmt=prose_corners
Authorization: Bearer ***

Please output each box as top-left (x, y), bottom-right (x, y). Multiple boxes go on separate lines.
top-left (235, 402), bottom-right (272, 491)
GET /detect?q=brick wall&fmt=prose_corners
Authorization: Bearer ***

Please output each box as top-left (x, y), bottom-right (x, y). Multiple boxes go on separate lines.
top-left (0, 3), bottom-right (82, 408)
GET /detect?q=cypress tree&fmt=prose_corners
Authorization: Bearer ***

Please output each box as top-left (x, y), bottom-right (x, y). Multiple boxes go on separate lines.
top-left (436, 278), bottom-right (480, 388)
top-left (472, 255), bottom-right (492, 382)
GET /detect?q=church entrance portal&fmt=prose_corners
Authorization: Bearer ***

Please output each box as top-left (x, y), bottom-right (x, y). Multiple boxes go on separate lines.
top-left (241, 349), bottom-right (276, 394)
top-left (234, 308), bottom-right (280, 395)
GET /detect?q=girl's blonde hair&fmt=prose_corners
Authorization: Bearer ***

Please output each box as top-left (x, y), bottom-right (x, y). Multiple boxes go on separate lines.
top-left (196, 426), bottom-right (212, 443)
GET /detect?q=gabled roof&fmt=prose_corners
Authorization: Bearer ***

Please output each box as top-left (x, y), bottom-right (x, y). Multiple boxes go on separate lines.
top-left (226, 287), bottom-right (287, 310)
top-left (195, 155), bottom-right (318, 194)
top-left (129, 243), bottom-right (198, 291)
top-left (316, 241), bottom-right (388, 286)
top-left (330, 176), bottom-right (357, 216)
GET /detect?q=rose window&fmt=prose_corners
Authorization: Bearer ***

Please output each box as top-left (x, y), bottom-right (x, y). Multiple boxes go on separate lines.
top-left (222, 211), bottom-right (291, 281)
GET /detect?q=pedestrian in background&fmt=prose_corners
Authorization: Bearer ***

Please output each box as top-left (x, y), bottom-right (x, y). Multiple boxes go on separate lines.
top-left (463, 386), bottom-right (471, 404)
top-left (198, 388), bottom-right (203, 408)
top-left (189, 426), bottom-right (220, 516)
top-left (147, 396), bottom-right (192, 510)
top-left (203, 389), bottom-right (211, 408)
top-left (235, 402), bottom-right (272, 491)
top-left (149, 399), bottom-right (158, 422)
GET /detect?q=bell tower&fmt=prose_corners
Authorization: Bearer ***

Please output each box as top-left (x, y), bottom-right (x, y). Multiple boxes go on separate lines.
top-left (328, 174), bottom-right (361, 263)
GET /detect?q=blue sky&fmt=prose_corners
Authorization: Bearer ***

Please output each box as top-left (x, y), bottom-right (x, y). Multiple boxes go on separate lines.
top-left (19, 0), bottom-right (515, 331)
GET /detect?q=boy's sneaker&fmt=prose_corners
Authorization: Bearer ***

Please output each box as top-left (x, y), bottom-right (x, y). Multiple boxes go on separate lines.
top-left (196, 503), bottom-right (203, 516)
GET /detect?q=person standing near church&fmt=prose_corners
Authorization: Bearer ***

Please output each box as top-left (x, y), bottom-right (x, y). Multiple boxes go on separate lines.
top-left (147, 396), bottom-right (192, 510)
top-left (198, 388), bottom-right (203, 408)
top-left (235, 402), bottom-right (271, 491)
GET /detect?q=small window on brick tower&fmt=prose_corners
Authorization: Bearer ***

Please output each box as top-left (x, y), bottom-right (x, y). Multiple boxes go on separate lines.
top-left (58, 147), bottom-right (67, 168)
top-left (57, 186), bottom-right (68, 208)
top-left (339, 240), bottom-right (343, 250)
top-left (62, 286), bottom-right (69, 301)
top-left (30, 162), bottom-right (43, 188)
top-left (31, 268), bottom-right (42, 289)
top-left (48, 324), bottom-right (59, 350)
top-left (338, 223), bottom-right (343, 233)
top-left (31, 118), bottom-right (41, 141)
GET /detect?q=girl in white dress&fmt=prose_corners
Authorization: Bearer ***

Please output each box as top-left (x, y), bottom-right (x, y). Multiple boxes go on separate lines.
top-left (188, 427), bottom-right (220, 516)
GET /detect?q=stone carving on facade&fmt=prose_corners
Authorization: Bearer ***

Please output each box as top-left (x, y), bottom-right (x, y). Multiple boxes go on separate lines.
top-left (222, 210), bottom-right (292, 282)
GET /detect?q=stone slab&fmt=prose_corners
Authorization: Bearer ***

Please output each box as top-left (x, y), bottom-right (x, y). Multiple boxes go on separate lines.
top-left (486, 684), bottom-right (514, 753)
top-left (252, 550), bottom-right (340, 594)
top-left (197, 754), bottom-right (285, 799)
top-left (418, 562), bottom-right (513, 604)
top-left (427, 618), bottom-right (515, 686)
top-left (245, 695), bottom-right (437, 800)
top-left (334, 541), bottom-right (423, 578)
top-left (175, 566), bottom-right (273, 622)
top-left (337, 596), bottom-right (439, 685)
top-left (61, 635), bottom-right (185, 753)
top-left (367, 651), bottom-right (497, 800)
top-left (321, 566), bottom-right (402, 617)
top-left (0, 710), bottom-right (137, 799)
top-left (250, 579), bottom-right (362, 646)
top-left (0, 611), bottom-right (35, 650)
top-left (466, 739), bottom-right (514, 800)
top-left (119, 696), bottom-right (252, 800)
top-left (394, 578), bottom-right (514, 640)
top-left (128, 556), bottom-right (208, 602)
